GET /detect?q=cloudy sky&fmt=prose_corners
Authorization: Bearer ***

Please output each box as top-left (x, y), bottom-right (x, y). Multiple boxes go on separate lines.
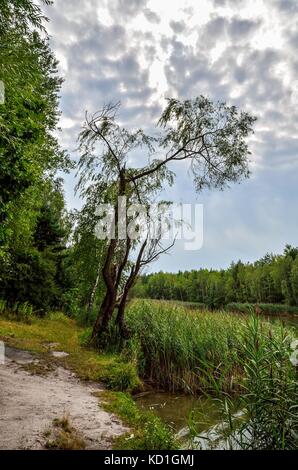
top-left (43, 0), bottom-right (298, 272)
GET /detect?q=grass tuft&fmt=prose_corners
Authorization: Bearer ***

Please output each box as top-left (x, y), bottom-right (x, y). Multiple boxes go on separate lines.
top-left (45, 415), bottom-right (86, 450)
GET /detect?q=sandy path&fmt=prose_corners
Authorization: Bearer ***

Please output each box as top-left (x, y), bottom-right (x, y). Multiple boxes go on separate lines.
top-left (0, 347), bottom-right (127, 449)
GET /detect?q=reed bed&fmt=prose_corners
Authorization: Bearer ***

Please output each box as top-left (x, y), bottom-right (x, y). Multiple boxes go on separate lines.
top-left (125, 300), bottom-right (294, 394)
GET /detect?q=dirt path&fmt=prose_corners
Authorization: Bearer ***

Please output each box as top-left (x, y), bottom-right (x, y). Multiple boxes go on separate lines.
top-left (0, 346), bottom-right (128, 449)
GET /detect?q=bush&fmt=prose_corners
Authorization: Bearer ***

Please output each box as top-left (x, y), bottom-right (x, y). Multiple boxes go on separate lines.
top-left (0, 299), bottom-right (34, 323)
top-left (135, 414), bottom-right (178, 450)
top-left (60, 288), bottom-right (81, 318)
top-left (0, 299), bottom-right (7, 314)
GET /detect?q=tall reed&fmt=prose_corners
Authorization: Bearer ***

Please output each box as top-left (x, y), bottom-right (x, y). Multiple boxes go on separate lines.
top-left (189, 315), bottom-right (298, 449)
top-left (125, 300), bottom-right (289, 394)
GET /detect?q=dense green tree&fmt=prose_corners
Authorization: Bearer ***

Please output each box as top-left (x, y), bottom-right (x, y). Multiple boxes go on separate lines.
top-left (0, 1), bottom-right (73, 311)
top-left (0, 181), bottom-right (72, 311)
top-left (0, 0), bottom-right (71, 248)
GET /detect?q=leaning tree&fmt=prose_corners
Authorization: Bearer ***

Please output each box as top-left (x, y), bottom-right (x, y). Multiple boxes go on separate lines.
top-left (76, 97), bottom-right (256, 343)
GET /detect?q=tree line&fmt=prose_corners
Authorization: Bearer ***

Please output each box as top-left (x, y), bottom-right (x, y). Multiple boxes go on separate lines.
top-left (0, 1), bottom-right (73, 312)
top-left (132, 245), bottom-right (298, 309)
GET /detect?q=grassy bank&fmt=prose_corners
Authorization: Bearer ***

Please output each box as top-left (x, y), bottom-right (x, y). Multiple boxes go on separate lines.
top-left (0, 312), bottom-right (140, 391)
top-left (100, 391), bottom-right (178, 449)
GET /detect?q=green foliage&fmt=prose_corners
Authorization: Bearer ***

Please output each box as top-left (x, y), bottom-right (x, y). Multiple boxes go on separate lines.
top-left (0, 299), bottom-right (34, 322)
top-left (67, 209), bottom-right (106, 314)
top-left (191, 315), bottom-right (298, 450)
top-left (0, 1), bottom-right (71, 243)
top-left (0, 299), bottom-right (7, 314)
top-left (78, 327), bottom-right (93, 346)
top-left (101, 361), bottom-right (141, 393)
top-left (0, 181), bottom-right (74, 312)
top-left (78, 324), bottom-right (141, 392)
top-left (136, 414), bottom-right (178, 450)
top-left (60, 288), bottom-right (81, 318)
top-left (0, 0), bottom-right (52, 34)
top-left (133, 245), bottom-right (298, 309)
top-left (0, 1), bottom-right (74, 313)
top-left (94, 297), bottom-right (296, 396)
top-left (123, 300), bottom-right (295, 395)
top-left (158, 96), bottom-right (256, 191)
top-left (235, 316), bottom-right (298, 449)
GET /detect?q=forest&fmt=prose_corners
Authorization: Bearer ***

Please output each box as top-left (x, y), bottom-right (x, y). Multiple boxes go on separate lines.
top-left (133, 244), bottom-right (298, 310)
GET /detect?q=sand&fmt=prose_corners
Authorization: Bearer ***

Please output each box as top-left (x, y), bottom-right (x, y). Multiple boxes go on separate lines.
top-left (0, 346), bottom-right (127, 449)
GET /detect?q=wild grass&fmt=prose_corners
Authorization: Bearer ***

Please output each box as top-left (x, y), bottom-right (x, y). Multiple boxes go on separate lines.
top-left (44, 415), bottom-right (86, 450)
top-left (101, 391), bottom-right (178, 450)
top-left (189, 315), bottom-right (298, 450)
top-left (124, 300), bottom-right (295, 394)
top-left (0, 299), bottom-right (34, 323)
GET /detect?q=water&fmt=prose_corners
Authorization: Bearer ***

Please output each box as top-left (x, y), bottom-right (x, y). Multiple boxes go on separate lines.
top-left (135, 392), bottom-right (221, 432)
top-left (134, 391), bottom-right (229, 448)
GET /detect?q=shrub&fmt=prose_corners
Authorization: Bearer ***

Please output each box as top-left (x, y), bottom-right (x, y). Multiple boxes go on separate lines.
top-left (0, 300), bottom-right (34, 323)
top-left (0, 299), bottom-right (7, 314)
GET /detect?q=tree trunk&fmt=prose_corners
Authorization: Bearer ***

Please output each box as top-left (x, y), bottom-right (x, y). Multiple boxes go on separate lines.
top-left (115, 239), bottom-right (148, 338)
top-left (87, 263), bottom-right (101, 318)
top-left (90, 170), bottom-right (130, 343)
top-left (91, 262), bottom-right (117, 342)
top-left (116, 291), bottom-right (129, 338)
